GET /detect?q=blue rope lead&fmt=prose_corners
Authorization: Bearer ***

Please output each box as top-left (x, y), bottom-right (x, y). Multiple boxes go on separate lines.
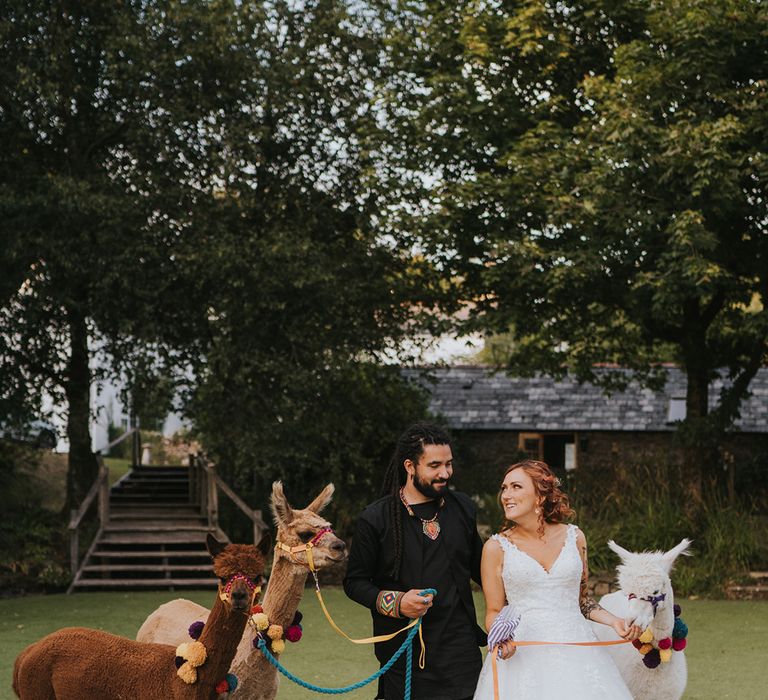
top-left (256, 588), bottom-right (437, 698)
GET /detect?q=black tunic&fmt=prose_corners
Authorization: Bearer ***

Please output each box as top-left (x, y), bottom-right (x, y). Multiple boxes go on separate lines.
top-left (343, 490), bottom-right (486, 700)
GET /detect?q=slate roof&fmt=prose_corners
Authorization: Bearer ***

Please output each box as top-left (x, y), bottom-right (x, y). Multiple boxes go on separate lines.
top-left (403, 367), bottom-right (768, 433)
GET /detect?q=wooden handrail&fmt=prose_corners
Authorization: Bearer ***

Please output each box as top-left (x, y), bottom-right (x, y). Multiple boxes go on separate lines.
top-left (68, 458), bottom-right (110, 584)
top-left (196, 457), bottom-right (268, 545)
top-left (98, 427), bottom-right (137, 455)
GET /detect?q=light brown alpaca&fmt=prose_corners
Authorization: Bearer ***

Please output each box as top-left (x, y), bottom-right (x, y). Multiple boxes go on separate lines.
top-left (13, 534), bottom-right (269, 700)
top-left (136, 481), bottom-right (347, 699)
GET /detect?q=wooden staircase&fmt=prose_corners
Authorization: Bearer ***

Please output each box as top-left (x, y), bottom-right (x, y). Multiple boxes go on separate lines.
top-left (68, 465), bottom-right (227, 592)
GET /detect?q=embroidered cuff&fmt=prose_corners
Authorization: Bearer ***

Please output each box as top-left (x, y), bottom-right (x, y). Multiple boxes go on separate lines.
top-left (376, 590), bottom-right (405, 618)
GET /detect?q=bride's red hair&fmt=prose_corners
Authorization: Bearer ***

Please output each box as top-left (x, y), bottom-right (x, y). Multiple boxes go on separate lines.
top-left (499, 459), bottom-right (575, 533)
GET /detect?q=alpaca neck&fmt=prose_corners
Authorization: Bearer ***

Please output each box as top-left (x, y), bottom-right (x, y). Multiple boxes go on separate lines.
top-left (232, 554), bottom-right (308, 675)
top-left (196, 594), bottom-right (248, 687)
top-left (261, 555), bottom-right (308, 626)
top-left (650, 595), bottom-right (674, 641)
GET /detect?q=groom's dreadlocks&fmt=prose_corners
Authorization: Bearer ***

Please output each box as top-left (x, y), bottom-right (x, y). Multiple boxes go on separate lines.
top-left (381, 422), bottom-right (452, 579)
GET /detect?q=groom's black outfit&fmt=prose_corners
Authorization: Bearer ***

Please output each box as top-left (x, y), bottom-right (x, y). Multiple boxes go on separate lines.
top-left (344, 489), bottom-right (486, 700)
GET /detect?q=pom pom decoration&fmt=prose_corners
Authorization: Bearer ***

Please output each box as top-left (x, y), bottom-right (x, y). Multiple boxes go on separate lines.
top-left (639, 628), bottom-right (654, 644)
top-left (659, 648), bottom-right (673, 664)
top-left (225, 673), bottom-right (239, 691)
top-left (673, 618), bottom-right (688, 639)
top-left (285, 625), bottom-right (303, 643)
top-left (672, 637), bottom-right (687, 652)
top-left (188, 621), bottom-right (205, 640)
top-left (174, 656), bottom-right (185, 669)
top-left (657, 637), bottom-right (672, 650)
top-left (291, 610), bottom-right (303, 626)
top-left (251, 612), bottom-right (269, 631)
top-left (631, 639), bottom-right (643, 650)
top-left (267, 624), bottom-right (284, 641)
top-left (271, 638), bottom-right (286, 655)
top-left (177, 661), bottom-right (198, 684)
top-left (184, 641), bottom-right (207, 667)
top-left (639, 643), bottom-right (653, 655)
top-left (215, 679), bottom-right (229, 694)
top-left (673, 603), bottom-right (682, 618)
top-left (642, 648), bottom-right (661, 669)
top-left (176, 642), bottom-right (191, 659)
top-left (250, 604), bottom-right (263, 615)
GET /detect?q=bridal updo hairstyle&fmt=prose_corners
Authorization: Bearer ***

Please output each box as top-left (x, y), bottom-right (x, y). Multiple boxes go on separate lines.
top-left (500, 459), bottom-right (575, 535)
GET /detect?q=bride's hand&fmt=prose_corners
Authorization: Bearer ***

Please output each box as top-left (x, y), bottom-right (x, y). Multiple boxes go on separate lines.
top-left (495, 640), bottom-right (516, 660)
top-left (611, 618), bottom-right (642, 641)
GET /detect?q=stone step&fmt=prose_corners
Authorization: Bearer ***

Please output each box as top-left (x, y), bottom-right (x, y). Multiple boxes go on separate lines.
top-left (104, 521), bottom-right (208, 531)
top-left (725, 584), bottom-right (768, 600)
top-left (98, 531), bottom-right (213, 545)
top-left (91, 549), bottom-right (210, 558)
top-left (71, 578), bottom-right (218, 589)
top-left (81, 564), bottom-right (213, 573)
top-left (749, 571), bottom-right (768, 583)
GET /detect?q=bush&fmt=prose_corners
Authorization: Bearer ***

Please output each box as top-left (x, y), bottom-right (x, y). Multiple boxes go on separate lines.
top-left (569, 464), bottom-right (763, 597)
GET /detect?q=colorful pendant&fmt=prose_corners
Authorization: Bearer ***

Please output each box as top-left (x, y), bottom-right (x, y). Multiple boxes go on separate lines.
top-left (423, 520), bottom-right (441, 540)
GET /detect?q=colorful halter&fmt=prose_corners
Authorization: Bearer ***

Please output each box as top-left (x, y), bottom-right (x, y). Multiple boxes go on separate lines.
top-left (628, 592), bottom-right (667, 614)
top-left (275, 527), bottom-right (334, 572)
top-left (219, 572), bottom-right (262, 605)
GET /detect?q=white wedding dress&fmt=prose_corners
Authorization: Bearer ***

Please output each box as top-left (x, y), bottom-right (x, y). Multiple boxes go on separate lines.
top-left (473, 525), bottom-right (632, 699)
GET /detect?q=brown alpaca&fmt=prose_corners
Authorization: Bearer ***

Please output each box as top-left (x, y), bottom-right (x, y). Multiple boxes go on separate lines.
top-left (136, 481), bottom-right (347, 699)
top-left (13, 534), bottom-right (269, 700)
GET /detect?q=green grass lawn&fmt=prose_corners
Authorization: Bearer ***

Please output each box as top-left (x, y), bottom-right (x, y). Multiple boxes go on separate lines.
top-left (1, 590), bottom-right (764, 700)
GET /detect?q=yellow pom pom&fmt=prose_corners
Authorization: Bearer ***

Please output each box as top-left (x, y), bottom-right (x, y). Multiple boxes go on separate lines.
top-left (177, 661), bottom-right (198, 684)
top-left (639, 628), bottom-right (654, 644)
top-left (271, 638), bottom-right (286, 655)
top-left (639, 643), bottom-right (653, 655)
top-left (252, 612), bottom-right (269, 631)
top-left (185, 641), bottom-right (207, 667)
top-left (659, 648), bottom-right (673, 663)
top-left (268, 624), bottom-right (284, 641)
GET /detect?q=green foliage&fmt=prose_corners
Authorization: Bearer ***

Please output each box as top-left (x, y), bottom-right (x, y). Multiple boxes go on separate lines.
top-left (0, 444), bottom-right (69, 592)
top-left (382, 0), bottom-right (768, 485)
top-left (568, 464), bottom-right (763, 596)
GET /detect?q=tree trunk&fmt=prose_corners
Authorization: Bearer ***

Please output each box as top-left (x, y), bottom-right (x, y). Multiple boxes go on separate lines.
top-left (681, 363), bottom-right (713, 504)
top-left (64, 307), bottom-right (98, 514)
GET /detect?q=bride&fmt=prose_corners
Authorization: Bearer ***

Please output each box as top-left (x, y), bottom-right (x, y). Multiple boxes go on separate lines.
top-left (473, 460), bottom-right (640, 699)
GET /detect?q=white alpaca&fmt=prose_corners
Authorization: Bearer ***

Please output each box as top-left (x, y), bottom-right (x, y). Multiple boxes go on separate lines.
top-left (592, 539), bottom-right (692, 700)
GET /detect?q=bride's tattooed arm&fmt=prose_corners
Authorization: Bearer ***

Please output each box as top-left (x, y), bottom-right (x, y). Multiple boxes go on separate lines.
top-left (577, 535), bottom-right (603, 619)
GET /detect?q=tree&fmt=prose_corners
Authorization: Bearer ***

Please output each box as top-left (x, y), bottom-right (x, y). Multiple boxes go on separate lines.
top-left (383, 0), bottom-right (768, 495)
top-left (0, 0), bottom-right (270, 510)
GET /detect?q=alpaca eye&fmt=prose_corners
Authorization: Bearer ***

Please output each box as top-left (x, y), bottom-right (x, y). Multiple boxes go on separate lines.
top-left (298, 531), bottom-right (314, 543)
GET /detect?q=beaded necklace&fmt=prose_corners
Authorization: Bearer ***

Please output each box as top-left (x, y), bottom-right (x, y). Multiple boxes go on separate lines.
top-left (399, 487), bottom-right (444, 540)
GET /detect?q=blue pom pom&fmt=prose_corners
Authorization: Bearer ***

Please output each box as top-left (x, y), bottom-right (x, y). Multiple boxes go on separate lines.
top-left (188, 620), bottom-right (205, 640)
top-left (673, 618), bottom-right (688, 639)
top-left (226, 673), bottom-right (239, 691)
top-left (673, 603), bottom-right (681, 618)
top-left (292, 610), bottom-right (303, 626)
top-left (175, 656), bottom-right (185, 669)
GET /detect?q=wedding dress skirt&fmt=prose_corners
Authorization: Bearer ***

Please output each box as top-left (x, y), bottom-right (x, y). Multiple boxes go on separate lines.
top-left (473, 526), bottom-right (632, 699)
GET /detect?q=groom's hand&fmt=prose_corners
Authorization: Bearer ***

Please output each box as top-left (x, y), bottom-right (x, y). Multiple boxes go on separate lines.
top-left (400, 589), bottom-right (434, 618)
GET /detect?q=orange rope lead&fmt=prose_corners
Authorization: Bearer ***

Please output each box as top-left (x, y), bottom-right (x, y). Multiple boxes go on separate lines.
top-left (491, 639), bottom-right (631, 700)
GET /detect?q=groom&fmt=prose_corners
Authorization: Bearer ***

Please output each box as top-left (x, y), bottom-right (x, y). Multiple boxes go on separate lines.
top-left (344, 422), bottom-right (486, 700)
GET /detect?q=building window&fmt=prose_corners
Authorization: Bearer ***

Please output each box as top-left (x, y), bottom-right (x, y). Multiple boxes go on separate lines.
top-left (667, 397), bottom-right (686, 423)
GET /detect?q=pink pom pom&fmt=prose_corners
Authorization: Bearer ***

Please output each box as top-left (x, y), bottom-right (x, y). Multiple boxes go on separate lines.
top-left (672, 637), bottom-right (687, 651)
top-left (285, 625), bottom-right (303, 643)
top-left (215, 679), bottom-right (229, 694)
top-left (657, 637), bottom-right (672, 650)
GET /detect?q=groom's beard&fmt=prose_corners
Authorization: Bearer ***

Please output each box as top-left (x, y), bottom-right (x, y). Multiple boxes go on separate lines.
top-left (413, 473), bottom-right (450, 500)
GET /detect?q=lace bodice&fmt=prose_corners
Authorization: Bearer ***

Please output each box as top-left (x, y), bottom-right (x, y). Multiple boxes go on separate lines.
top-left (492, 524), bottom-right (597, 643)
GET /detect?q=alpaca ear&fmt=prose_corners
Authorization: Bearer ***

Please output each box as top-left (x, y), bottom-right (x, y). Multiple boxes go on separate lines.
top-left (256, 531), bottom-right (272, 556)
top-left (607, 540), bottom-right (633, 562)
top-left (270, 481), bottom-right (293, 526)
top-left (206, 533), bottom-right (227, 558)
top-left (306, 483), bottom-right (335, 514)
top-left (660, 538), bottom-right (693, 573)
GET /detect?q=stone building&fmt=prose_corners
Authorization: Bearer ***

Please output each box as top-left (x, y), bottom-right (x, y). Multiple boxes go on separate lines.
top-left (404, 366), bottom-right (768, 496)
